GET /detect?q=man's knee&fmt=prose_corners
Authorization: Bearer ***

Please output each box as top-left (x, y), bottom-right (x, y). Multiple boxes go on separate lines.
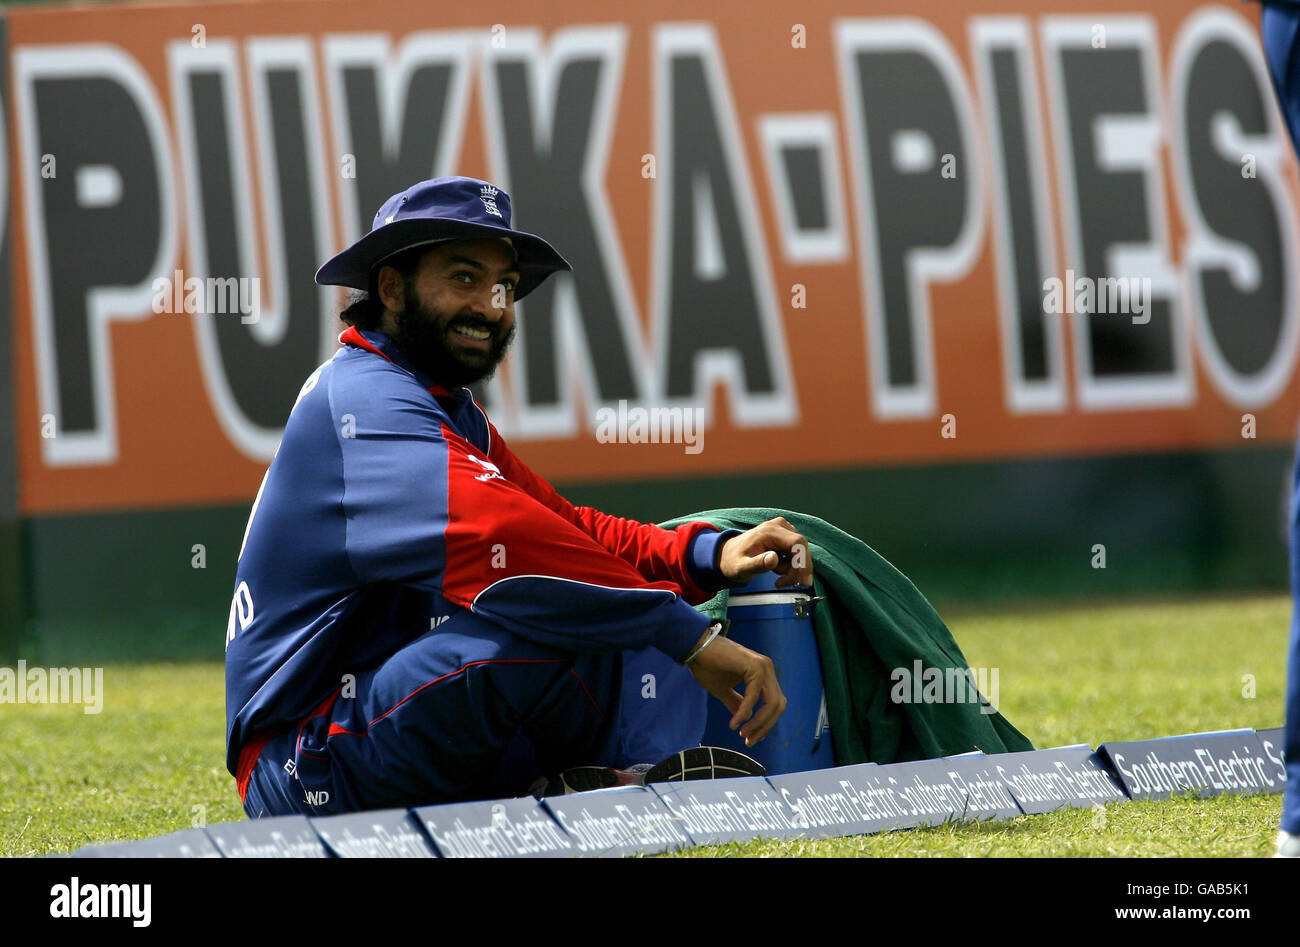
top-left (319, 614), bottom-right (621, 806)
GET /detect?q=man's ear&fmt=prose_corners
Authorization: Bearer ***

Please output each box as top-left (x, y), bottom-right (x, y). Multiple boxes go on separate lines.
top-left (375, 264), bottom-right (406, 313)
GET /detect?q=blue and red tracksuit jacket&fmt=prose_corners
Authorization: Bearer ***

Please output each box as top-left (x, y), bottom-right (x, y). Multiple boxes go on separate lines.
top-left (224, 325), bottom-right (737, 778)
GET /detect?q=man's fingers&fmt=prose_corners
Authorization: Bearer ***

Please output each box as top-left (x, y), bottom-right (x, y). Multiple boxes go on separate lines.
top-left (774, 564), bottom-right (813, 588)
top-left (691, 639), bottom-right (784, 743)
top-left (739, 679), bottom-right (787, 744)
top-left (752, 686), bottom-right (787, 743)
top-left (725, 518), bottom-right (814, 586)
top-left (773, 558), bottom-right (812, 589)
top-left (716, 686), bottom-right (743, 716)
top-left (728, 676), bottom-right (761, 731)
top-left (740, 707), bottom-right (777, 745)
top-left (732, 659), bottom-right (782, 740)
top-left (761, 524), bottom-right (813, 588)
top-left (794, 545), bottom-right (814, 587)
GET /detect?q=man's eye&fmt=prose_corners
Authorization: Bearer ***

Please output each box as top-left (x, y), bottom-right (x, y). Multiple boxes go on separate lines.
top-left (451, 272), bottom-right (473, 284)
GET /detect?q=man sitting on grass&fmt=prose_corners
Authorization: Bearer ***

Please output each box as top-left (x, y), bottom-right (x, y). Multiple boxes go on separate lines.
top-left (224, 176), bottom-right (809, 816)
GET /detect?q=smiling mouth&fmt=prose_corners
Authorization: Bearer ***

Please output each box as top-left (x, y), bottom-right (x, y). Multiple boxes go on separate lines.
top-left (450, 323), bottom-right (493, 346)
top-left (452, 323), bottom-right (490, 339)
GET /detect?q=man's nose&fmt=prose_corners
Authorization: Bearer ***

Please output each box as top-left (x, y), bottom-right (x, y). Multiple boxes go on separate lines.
top-left (468, 282), bottom-right (510, 321)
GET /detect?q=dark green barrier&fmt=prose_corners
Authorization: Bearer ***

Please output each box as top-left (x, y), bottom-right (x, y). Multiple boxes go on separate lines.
top-left (16, 444), bottom-right (1294, 663)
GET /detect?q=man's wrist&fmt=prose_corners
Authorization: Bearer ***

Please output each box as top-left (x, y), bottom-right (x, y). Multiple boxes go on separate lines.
top-left (681, 619), bottom-right (728, 665)
top-left (686, 528), bottom-right (745, 589)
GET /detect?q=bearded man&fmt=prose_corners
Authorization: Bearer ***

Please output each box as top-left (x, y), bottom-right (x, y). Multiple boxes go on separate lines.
top-left (224, 176), bottom-right (808, 816)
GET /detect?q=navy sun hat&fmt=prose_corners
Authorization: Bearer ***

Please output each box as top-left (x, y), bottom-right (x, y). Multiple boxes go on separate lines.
top-left (315, 176), bottom-right (571, 300)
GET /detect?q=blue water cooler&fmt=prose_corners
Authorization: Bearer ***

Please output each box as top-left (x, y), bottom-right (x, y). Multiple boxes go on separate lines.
top-left (701, 571), bottom-right (835, 774)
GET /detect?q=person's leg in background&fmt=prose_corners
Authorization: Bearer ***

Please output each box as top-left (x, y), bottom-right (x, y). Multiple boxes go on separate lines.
top-left (241, 609), bottom-right (622, 817)
top-left (1260, 1), bottom-right (1300, 854)
top-left (1285, 444), bottom-right (1300, 852)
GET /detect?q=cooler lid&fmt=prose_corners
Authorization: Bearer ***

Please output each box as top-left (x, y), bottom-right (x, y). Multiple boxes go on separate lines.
top-left (726, 569), bottom-right (813, 607)
top-left (727, 590), bottom-right (813, 607)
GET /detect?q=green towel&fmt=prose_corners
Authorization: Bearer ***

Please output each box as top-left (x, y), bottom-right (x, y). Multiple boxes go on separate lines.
top-left (658, 508), bottom-right (1034, 764)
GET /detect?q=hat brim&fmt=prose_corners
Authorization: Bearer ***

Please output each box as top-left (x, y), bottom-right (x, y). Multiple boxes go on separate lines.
top-left (315, 218), bottom-right (571, 300)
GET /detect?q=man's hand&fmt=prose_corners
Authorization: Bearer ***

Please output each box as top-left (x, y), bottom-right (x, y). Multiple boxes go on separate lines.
top-left (686, 633), bottom-right (786, 746)
top-left (717, 516), bottom-right (813, 589)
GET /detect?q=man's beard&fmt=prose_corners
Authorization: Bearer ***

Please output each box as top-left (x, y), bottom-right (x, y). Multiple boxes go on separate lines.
top-left (389, 285), bottom-right (516, 389)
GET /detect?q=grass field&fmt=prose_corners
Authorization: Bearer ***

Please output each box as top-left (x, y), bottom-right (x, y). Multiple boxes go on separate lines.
top-left (0, 592), bottom-right (1291, 858)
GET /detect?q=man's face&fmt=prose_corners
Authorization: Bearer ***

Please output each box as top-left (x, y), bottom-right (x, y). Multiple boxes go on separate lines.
top-left (384, 238), bottom-right (520, 388)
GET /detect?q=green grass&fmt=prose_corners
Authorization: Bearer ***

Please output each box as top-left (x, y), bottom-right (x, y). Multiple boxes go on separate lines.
top-left (0, 592), bottom-right (1292, 857)
top-left (0, 665), bottom-right (244, 856)
top-left (672, 794), bottom-right (1285, 857)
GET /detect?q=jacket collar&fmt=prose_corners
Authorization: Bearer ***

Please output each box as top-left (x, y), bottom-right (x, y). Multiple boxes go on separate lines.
top-left (338, 325), bottom-right (456, 397)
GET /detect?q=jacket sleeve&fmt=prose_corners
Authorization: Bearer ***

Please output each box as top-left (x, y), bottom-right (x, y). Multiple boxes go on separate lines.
top-left (483, 421), bottom-right (741, 605)
top-left (334, 375), bottom-right (711, 659)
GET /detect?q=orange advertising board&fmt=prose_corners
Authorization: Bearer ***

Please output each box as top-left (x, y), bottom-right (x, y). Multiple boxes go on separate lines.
top-left (5, 0), bottom-right (1297, 515)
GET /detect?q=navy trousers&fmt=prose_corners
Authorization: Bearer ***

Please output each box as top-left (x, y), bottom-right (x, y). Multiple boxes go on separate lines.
top-left (241, 608), bottom-right (705, 817)
top-left (1286, 444), bottom-right (1300, 832)
top-left (242, 610), bottom-right (625, 817)
top-left (1261, 1), bottom-right (1300, 833)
